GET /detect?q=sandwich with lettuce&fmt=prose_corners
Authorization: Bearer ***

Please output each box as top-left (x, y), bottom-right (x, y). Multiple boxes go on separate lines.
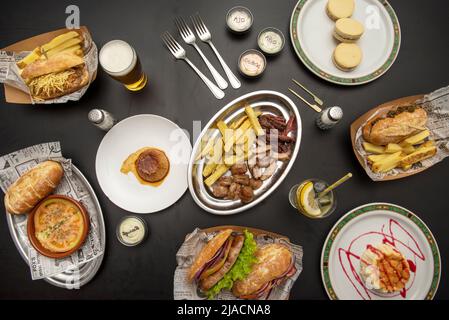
top-left (188, 229), bottom-right (257, 299)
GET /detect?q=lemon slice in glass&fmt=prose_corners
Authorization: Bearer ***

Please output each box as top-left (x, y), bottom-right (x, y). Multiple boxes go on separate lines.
top-left (297, 181), bottom-right (322, 216)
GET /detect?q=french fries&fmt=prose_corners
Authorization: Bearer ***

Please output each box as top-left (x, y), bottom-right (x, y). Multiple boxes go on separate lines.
top-left (372, 152), bottom-right (402, 173)
top-left (16, 31), bottom-right (84, 70)
top-left (245, 105), bottom-right (264, 136)
top-left (384, 143), bottom-right (402, 154)
top-left (216, 121), bottom-right (228, 136)
top-left (203, 162), bottom-right (218, 178)
top-left (399, 146), bottom-right (437, 167)
top-left (47, 41), bottom-right (83, 59)
top-left (401, 130), bottom-right (430, 146)
top-left (204, 164), bottom-right (230, 187)
top-left (199, 107), bottom-right (266, 185)
top-left (40, 31), bottom-right (80, 53)
top-left (418, 140), bottom-right (435, 149)
top-left (46, 37), bottom-right (82, 55)
top-left (17, 48), bottom-right (41, 69)
top-left (363, 142), bottom-right (385, 154)
top-left (236, 127), bottom-right (256, 145)
top-left (202, 139), bottom-right (223, 177)
top-left (195, 135), bottom-right (216, 161)
top-left (363, 129), bottom-right (436, 173)
top-left (224, 121), bottom-right (251, 152)
top-left (230, 116), bottom-right (247, 130)
top-left (401, 145), bottom-right (415, 155)
top-left (367, 154), bottom-right (389, 162)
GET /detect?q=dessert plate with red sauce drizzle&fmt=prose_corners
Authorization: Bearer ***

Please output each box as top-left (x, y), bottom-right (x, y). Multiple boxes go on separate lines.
top-left (321, 203), bottom-right (441, 300)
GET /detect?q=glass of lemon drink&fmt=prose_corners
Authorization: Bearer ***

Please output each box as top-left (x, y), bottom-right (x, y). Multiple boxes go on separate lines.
top-left (289, 179), bottom-right (337, 218)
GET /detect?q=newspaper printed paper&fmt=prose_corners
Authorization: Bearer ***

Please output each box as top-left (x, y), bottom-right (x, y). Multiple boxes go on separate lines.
top-left (355, 85), bottom-right (449, 181)
top-left (0, 142), bottom-right (104, 280)
top-left (0, 30), bottom-right (97, 104)
top-left (174, 228), bottom-right (303, 300)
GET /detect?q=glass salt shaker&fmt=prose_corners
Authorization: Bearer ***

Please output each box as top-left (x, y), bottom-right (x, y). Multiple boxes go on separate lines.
top-left (88, 108), bottom-right (116, 131)
top-left (316, 106), bottom-right (343, 130)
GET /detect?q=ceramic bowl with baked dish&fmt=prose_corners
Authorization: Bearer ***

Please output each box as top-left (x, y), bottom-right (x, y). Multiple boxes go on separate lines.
top-left (27, 194), bottom-right (90, 258)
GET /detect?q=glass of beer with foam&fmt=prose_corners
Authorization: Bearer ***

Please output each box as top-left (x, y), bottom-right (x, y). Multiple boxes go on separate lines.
top-left (99, 40), bottom-right (147, 91)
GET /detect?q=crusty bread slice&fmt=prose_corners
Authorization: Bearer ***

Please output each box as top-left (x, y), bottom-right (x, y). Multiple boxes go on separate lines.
top-left (363, 107), bottom-right (428, 145)
top-left (4, 161), bottom-right (63, 214)
top-left (21, 52), bottom-right (84, 80)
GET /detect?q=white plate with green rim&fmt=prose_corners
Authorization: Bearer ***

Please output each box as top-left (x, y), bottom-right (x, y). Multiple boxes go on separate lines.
top-left (321, 203), bottom-right (441, 300)
top-left (290, 0), bottom-right (401, 85)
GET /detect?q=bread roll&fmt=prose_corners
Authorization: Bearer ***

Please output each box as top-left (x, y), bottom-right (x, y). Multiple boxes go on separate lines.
top-left (363, 106), bottom-right (428, 145)
top-left (188, 229), bottom-right (233, 282)
top-left (21, 52), bottom-right (85, 80)
top-left (232, 244), bottom-right (292, 297)
top-left (4, 161), bottom-right (63, 214)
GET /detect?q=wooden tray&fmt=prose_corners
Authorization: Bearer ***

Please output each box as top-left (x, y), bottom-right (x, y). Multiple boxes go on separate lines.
top-left (2, 26), bottom-right (95, 104)
top-left (350, 94), bottom-right (426, 181)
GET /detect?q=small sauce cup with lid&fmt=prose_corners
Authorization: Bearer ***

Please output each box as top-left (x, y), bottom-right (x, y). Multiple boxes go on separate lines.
top-left (116, 215), bottom-right (148, 246)
top-left (257, 27), bottom-right (285, 55)
top-left (226, 6), bottom-right (254, 34)
top-left (238, 49), bottom-right (267, 78)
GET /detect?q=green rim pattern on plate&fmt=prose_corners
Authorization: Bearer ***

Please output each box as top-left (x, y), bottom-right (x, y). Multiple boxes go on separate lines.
top-left (290, 0), bottom-right (401, 85)
top-left (321, 203), bottom-right (441, 300)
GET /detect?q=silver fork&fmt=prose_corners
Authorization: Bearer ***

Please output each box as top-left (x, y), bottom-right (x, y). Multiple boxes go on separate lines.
top-left (161, 32), bottom-right (225, 99)
top-left (191, 13), bottom-right (241, 89)
top-left (174, 17), bottom-right (228, 90)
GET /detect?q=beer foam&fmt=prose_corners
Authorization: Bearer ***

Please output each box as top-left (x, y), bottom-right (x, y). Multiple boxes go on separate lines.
top-left (99, 40), bottom-right (136, 75)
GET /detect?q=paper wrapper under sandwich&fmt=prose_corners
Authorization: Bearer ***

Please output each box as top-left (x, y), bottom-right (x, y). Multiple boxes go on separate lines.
top-left (0, 26), bottom-right (97, 104)
top-left (354, 85), bottom-right (449, 181)
top-left (173, 227), bottom-right (303, 300)
top-left (0, 142), bottom-right (104, 281)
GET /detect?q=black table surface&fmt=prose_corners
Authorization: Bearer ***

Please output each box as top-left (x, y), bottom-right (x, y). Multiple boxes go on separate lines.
top-left (0, 0), bottom-right (448, 300)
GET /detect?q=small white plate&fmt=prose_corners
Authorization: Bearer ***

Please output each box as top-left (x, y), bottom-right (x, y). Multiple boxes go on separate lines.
top-left (95, 114), bottom-right (192, 213)
top-left (290, 0), bottom-right (401, 85)
top-left (321, 203), bottom-right (441, 300)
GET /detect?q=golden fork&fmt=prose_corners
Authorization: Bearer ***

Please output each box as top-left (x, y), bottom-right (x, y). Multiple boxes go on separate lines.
top-left (292, 79), bottom-right (324, 106)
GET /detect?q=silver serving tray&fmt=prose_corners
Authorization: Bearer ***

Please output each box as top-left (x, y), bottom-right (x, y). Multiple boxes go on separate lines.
top-left (5, 165), bottom-right (106, 289)
top-left (188, 90), bottom-right (302, 215)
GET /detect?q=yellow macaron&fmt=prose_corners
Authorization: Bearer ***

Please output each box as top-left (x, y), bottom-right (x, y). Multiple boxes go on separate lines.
top-left (326, 0), bottom-right (355, 21)
top-left (333, 18), bottom-right (365, 42)
top-left (333, 43), bottom-right (362, 71)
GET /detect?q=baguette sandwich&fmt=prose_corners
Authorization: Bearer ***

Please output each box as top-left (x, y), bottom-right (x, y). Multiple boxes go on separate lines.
top-left (232, 243), bottom-right (296, 299)
top-left (189, 229), bottom-right (257, 299)
top-left (20, 52), bottom-right (88, 100)
top-left (189, 229), bottom-right (297, 299)
top-left (362, 105), bottom-right (428, 146)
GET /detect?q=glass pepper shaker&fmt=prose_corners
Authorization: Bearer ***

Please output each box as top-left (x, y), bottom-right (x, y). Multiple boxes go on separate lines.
top-left (316, 106), bottom-right (343, 130)
top-left (88, 108), bottom-right (117, 131)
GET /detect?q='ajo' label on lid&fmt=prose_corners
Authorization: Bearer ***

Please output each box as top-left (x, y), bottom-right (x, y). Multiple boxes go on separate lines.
top-left (226, 6), bottom-right (253, 33)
